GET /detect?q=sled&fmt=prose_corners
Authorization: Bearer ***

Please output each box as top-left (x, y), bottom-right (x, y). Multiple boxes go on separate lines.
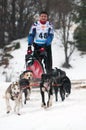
top-left (25, 47), bottom-right (47, 87)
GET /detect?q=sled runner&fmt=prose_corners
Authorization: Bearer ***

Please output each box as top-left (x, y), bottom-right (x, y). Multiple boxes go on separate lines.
top-left (25, 47), bottom-right (47, 87)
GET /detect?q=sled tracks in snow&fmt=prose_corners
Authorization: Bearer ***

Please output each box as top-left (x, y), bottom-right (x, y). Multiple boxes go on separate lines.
top-left (71, 79), bottom-right (86, 89)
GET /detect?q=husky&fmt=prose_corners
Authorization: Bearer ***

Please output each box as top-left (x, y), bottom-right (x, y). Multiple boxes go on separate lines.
top-left (4, 81), bottom-right (22, 115)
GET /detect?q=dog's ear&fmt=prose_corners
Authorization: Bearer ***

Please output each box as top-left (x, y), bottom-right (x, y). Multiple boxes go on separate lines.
top-left (20, 73), bottom-right (24, 79)
top-left (15, 81), bottom-right (19, 86)
top-left (51, 68), bottom-right (57, 76)
top-left (10, 83), bottom-right (14, 89)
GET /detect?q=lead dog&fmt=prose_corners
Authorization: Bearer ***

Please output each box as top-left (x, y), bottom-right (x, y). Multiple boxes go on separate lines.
top-left (40, 73), bottom-right (53, 108)
top-left (19, 70), bottom-right (33, 104)
top-left (4, 81), bottom-right (22, 115)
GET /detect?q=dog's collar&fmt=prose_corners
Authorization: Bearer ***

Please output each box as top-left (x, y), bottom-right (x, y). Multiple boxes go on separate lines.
top-left (21, 85), bottom-right (30, 90)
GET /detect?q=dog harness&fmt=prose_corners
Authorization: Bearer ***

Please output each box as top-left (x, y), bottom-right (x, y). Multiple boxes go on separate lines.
top-left (20, 85), bottom-right (30, 90)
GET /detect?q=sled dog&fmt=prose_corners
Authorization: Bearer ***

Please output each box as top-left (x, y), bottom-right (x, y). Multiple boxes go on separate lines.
top-left (19, 70), bottom-right (33, 104)
top-left (5, 81), bottom-right (22, 115)
top-left (40, 73), bottom-right (53, 108)
top-left (52, 68), bottom-right (71, 101)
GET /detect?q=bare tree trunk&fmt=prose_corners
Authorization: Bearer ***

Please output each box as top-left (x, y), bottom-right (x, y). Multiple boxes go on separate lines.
top-left (62, 14), bottom-right (72, 68)
top-left (11, 0), bottom-right (16, 40)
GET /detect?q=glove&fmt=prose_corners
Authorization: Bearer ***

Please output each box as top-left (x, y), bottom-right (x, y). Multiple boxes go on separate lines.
top-left (39, 47), bottom-right (47, 57)
top-left (27, 46), bottom-right (32, 54)
top-left (39, 47), bottom-right (45, 52)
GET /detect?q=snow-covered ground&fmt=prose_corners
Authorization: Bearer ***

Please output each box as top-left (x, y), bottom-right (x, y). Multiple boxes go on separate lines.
top-left (0, 82), bottom-right (86, 130)
top-left (0, 31), bottom-right (86, 130)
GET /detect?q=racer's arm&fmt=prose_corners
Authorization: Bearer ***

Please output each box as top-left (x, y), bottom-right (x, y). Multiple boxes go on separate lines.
top-left (28, 25), bottom-right (36, 46)
top-left (46, 26), bottom-right (54, 46)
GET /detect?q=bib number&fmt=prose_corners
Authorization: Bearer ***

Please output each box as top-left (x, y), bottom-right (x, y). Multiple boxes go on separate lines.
top-left (39, 33), bottom-right (48, 39)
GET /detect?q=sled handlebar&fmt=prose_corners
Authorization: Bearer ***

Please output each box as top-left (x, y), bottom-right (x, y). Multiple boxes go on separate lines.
top-left (27, 47), bottom-right (46, 55)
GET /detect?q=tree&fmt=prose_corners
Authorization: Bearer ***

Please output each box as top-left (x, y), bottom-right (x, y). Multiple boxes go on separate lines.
top-left (51, 0), bottom-right (76, 68)
top-left (74, 0), bottom-right (86, 52)
top-left (60, 4), bottom-right (76, 68)
top-left (0, 0), bottom-right (9, 48)
top-left (0, 0), bottom-right (39, 48)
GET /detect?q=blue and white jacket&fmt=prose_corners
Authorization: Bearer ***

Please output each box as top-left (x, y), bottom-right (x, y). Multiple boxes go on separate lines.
top-left (28, 21), bottom-right (54, 46)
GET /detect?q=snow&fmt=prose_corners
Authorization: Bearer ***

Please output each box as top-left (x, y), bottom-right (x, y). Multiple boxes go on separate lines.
top-left (0, 32), bottom-right (86, 130)
top-left (0, 83), bottom-right (86, 130)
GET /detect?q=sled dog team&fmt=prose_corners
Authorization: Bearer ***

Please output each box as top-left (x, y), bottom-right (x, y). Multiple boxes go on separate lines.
top-left (4, 68), bottom-right (71, 115)
top-left (4, 70), bottom-right (33, 115)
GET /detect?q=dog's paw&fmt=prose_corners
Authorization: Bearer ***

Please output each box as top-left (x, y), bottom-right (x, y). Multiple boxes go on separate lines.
top-left (61, 96), bottom-right (65, 101)
top-left (6, 111), bottom-right (10, 114)
top-left (49, 102), bottom-right (52, 107)
top-left (17, 113), bottom-right (21, 116)
top-left (24, 100), bottom-right (26, 104)
top-left (66, 93), bottom-right (69, 97)
top-left (41, 103), bottom-right (46, 108)
top-left (47, 101), bottom-right (52, 108)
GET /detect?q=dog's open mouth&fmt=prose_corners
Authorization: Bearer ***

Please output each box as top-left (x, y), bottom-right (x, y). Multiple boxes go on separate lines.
top-left (11, 92), bottom-right (20, 100)
top-left (14, 92), bottom-right (20, 97)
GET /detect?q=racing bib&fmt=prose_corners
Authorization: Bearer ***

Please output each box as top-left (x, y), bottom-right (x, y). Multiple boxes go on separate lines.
top-left (34, 21), bottom-right (50, 44)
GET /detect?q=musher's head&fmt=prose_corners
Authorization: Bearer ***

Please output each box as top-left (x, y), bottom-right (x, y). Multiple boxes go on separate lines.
top-left (39, 11), bottom-right (48, 24)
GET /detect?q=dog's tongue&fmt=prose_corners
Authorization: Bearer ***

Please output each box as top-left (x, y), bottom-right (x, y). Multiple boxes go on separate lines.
top-left (15, 92), bottom-right (19, 97)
